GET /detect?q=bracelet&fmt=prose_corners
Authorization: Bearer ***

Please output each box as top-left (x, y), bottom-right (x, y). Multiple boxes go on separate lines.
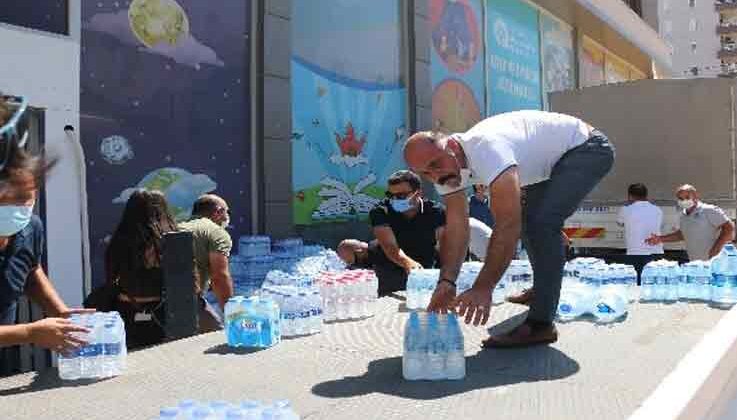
top-left (437, 278), bottom-right (456, 288)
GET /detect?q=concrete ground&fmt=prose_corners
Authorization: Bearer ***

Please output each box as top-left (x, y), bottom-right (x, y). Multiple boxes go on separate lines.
top-left (0, 296), bottom-right (726, 420)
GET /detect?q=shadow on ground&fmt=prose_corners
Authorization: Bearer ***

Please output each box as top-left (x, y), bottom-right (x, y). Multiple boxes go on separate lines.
top-left (0, 371), bottom-right (114, 397)
top-left (312, 312), bottom-right (580, 400)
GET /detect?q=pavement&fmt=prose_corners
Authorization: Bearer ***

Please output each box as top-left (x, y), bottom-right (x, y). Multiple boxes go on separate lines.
top-left (0, 295), bottom-right (726, 420)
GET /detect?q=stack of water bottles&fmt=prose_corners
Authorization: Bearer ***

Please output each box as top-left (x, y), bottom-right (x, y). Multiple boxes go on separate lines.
top-left (557, 259), bottom-right (637, 323)
top-left (639, 260), bottom-right (682, 303)
top-left (710, 243), bottom-right (737, 306)
top-left (157, 399), bottom-right (300, 420)
top-left (317, 270), bottom-right (378, 322)
top-left (405, 260), bottom-right (534, 310)
top-left (230, 236), bottom-right (346, 298)
top-left (640, 244), bottom-right (737, 307)
top-left (402, 311), bottom-right (465, 381)
top-left (224, 295), bottom-right (281, 348)
top-left (405, 269), bottom-right (439, 310)
top-left (58, 312), bottom-right (127, 380)
top-left (259, 286), bottom-right (323, 338)
top-left (231, 235), bottom-right (275, 297)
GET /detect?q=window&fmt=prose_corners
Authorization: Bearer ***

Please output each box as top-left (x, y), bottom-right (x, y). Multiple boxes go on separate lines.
top-left (689, 0), bottom-right (695, 7)
top-left (663, 0), bottom-right (670, 11)
top-left (664, 20), bottom-right (673, 34)
top-left (689, 19), bottom-right (698, 32)
top-left (691, 42), bottom-right (697, 53)
top-left (0, 1), bottom-right (69, 35)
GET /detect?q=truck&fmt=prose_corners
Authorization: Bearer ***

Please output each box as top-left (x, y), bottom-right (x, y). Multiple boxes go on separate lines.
top-left (550, 77), bottom-right (737, 258)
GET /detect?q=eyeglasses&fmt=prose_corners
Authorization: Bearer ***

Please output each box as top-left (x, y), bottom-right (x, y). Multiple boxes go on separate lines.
top-left (0, 95), bottom-right (29, 172)
top-left (385, 191), bottom-right (417, 200)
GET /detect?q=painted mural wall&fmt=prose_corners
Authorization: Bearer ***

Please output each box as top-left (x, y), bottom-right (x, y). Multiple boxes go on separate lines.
top-left (291, 0), bottom-right (407, 226)
top-left (540, 13), bottom-right (575, 97)
top-left (486, 0), bottom-right (542, 115)
top-left (430, 0), bottom-right (485, 133)
top-left (81, 0), bottom-right (251, 286)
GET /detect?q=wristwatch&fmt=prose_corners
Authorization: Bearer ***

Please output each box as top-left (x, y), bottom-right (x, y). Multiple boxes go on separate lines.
top-left (437, 278), bottom-right (457, 288)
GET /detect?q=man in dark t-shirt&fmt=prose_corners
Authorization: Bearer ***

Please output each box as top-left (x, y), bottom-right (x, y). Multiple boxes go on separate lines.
top-left (369, 170), bottom-right (445, 270)
top-left (338, 170), bottom-right (446, 294)
top-left (337, 239), bottom-right (407, 296)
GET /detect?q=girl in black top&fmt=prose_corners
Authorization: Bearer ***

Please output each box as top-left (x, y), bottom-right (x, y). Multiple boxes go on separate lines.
top-left (106, 190), bottom-right (177, 349)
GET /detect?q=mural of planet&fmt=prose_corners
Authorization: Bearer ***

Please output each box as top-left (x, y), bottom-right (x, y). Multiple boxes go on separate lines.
top-left (113, 167), bottom-right (217, 221)
top-left (431, 79), bottom-right (481, 133)
top-left (128, 0), bottom-right (190, 48)
top-left (430, 0), bottom-right (481, 75)
top-left (100, 135), bottom-right (134, 165)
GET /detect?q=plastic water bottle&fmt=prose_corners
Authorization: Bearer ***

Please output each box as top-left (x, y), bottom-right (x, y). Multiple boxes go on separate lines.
top-left (694, 261), bottom-right (712, 301)
top-left (557, 283), bottom-right (591, 321)
top-left (59, 312), bottom-right (126, 380)
top-left (281, 293), bottom-right (297, 337)
top-left (240, 401), bottom-right (263, 419)
top-left (663, 262), bottom-right (680, 303)
top-left (101, 318), bottom-right (121, 377)
top-left (640, 263), bottom-right (658, 302)
top-left (158, 407), bottom-right (180, 419)
top-left (210, 400), bottom-right (232, 418)
top-left (711, 244), bottom-right (737, 307)
top-left (402, 312), bottom-right (423, 380)
top-left (309, 290), bottom-right (323, 333)
top-left (593, 287), bottom-right (628, 323)
top-left (426, 313), bottom-right (446, 380)
top-left (445, 315), bottom-right (465, 380)
top-left (273, 400), bottom-right (300, 420)
top-left (225, 408), bottom-right (245, 419)
top-left (239, 235), bottom-right (271, 257)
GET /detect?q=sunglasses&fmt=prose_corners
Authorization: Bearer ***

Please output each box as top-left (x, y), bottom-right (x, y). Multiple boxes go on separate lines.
top-left (385, 190), bottom-right (417, 200)
top-left (0, 95), bottom-right (29, 172)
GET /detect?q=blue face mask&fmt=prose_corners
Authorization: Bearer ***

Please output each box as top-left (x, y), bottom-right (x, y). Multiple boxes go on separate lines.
top-left (0, 205), bottom-right (33, 236)
top-left (390, 197), bottom-right (416, 213)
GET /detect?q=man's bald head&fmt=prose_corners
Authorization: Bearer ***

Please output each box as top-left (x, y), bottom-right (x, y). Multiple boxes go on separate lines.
top-left (404, 131), bottom-right (462, 187)
top-left (192, 194), bottom-right (229, 219)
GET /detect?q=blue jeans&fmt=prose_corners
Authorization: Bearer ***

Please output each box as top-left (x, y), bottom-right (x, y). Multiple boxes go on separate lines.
top-left (522, 130), bottom-right (615, 323)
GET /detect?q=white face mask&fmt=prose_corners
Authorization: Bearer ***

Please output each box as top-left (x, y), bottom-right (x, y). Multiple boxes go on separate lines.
top-left (677, 199), bottom-right (695, 210)
top-left (434, 169), bottom-right (473, 196)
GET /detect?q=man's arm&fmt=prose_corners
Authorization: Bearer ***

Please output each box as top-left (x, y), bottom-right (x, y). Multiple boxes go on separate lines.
top-left (208, 252), bottom-right (234, 310)
top-left (438, 190), bottom-right (470, 283)
top-left (25, 267), bottom-right (69, 317)
top-left (473, 167), bottom-right (521, 290)
top-left (434, 226), bottom-right (445, 264)
top-left (646, 230), bottom-right (684, 245)
top-left (709, 220), bottom-right (735, 258)
top-left (373, 226), bottom-right (423, 272)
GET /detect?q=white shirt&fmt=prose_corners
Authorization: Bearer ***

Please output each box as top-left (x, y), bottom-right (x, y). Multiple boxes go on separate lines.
top-left (617, 201), bottom-right (664, 255)
top-left (468, 217), bottom-right (492, 261)
top-left (435, 110), bottom-right (590, 195)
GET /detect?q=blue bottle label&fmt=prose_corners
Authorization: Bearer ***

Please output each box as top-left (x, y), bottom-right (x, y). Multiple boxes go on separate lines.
top-left (596, 303), bottom-right (614, 314)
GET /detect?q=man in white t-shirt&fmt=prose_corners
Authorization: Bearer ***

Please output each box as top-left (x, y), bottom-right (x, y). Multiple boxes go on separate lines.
top-left (616, 183), bottom-right (664, 282)
top-left (404, 110), bottom-right (614, 348)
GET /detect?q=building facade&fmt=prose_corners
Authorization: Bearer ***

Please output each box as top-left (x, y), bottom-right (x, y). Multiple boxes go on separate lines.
top-left (0, 0), bottom-right (670, 308)
top-left (643, 0), bottom-right (722, 77)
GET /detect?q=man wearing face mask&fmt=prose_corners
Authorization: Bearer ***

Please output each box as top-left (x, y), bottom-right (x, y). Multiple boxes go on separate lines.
top-left (404, 110), bottom-right (614, 348)
top-left (179, 194), bottom-right (234, 331)
top-left (338, 217), bottom-right (492, 295)
top-left (646, 184), bottom-right (734, 261)
top-left (0, 95), bottom-right (91, 374)
top-left (368, 170), bottom-right (446, 277)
